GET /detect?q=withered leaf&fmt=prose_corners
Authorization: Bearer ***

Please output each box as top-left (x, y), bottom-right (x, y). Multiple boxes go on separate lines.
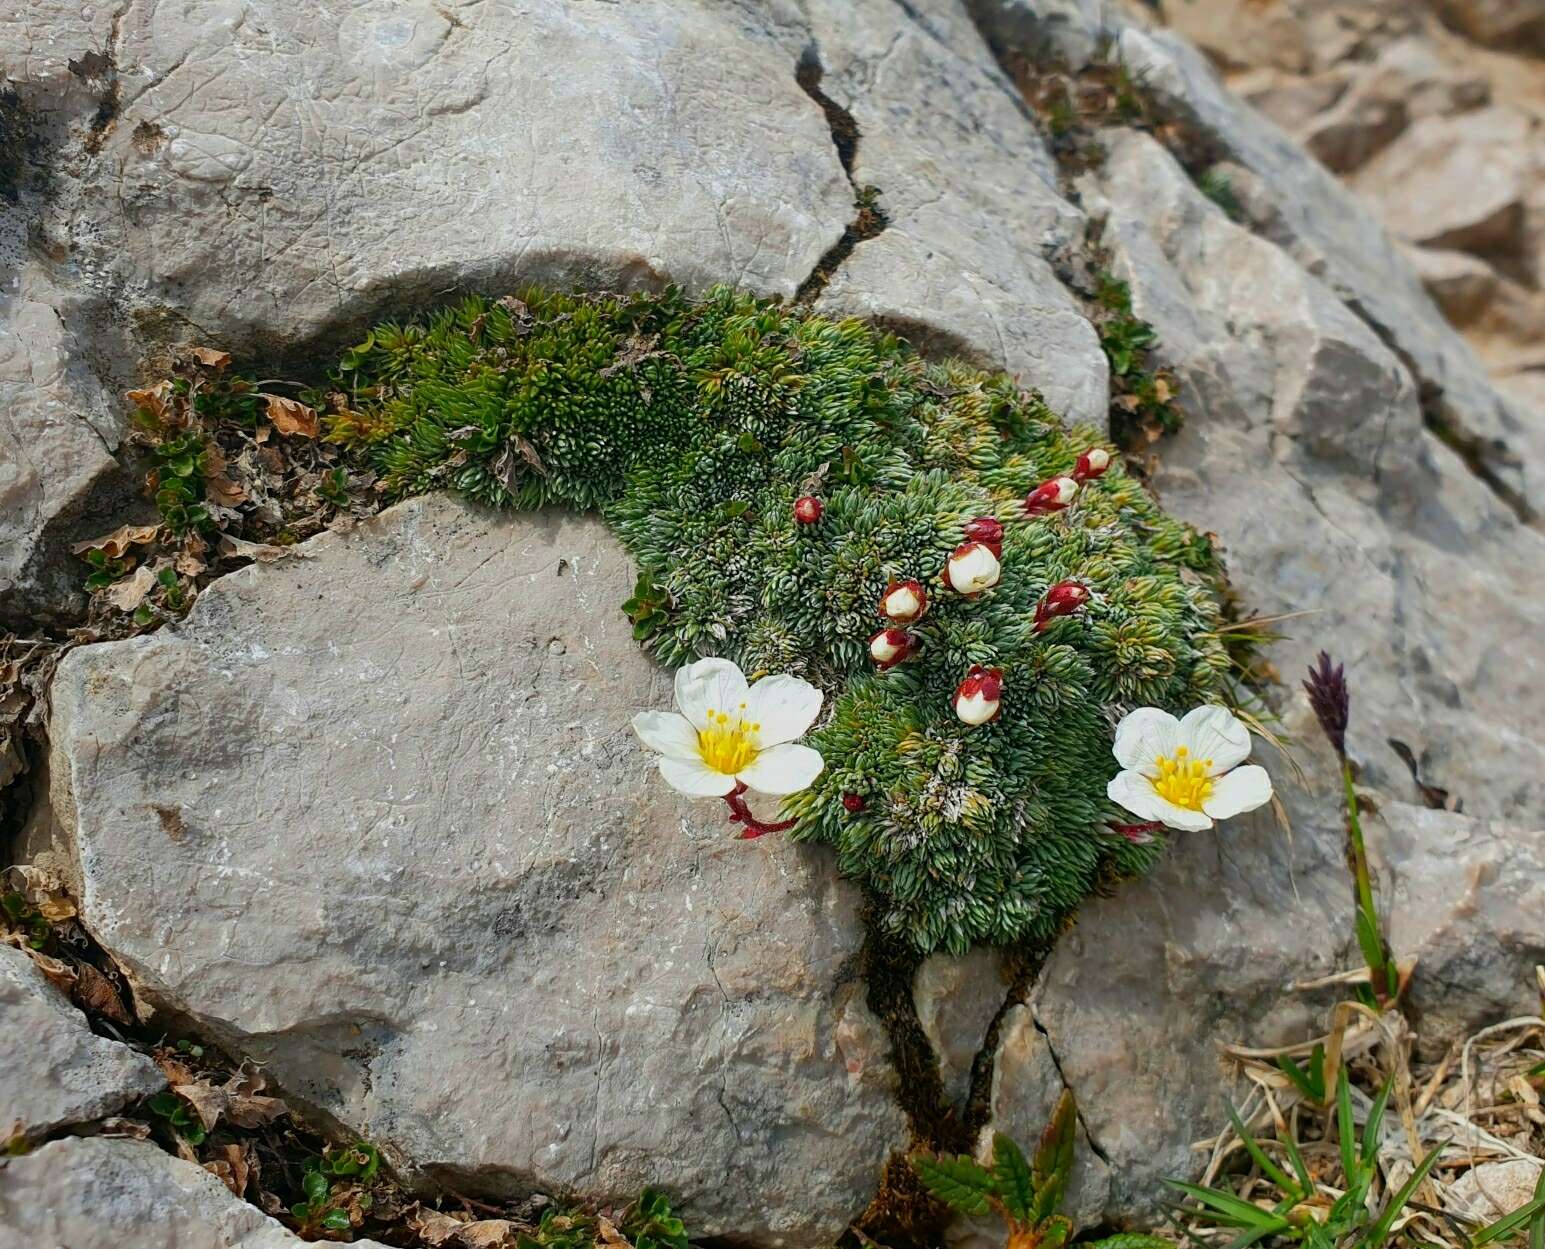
top-left (597, 1216), bottom-right (631, 1248)
top-left (407, 1206), bottom-right (470, 1246)
top-left (459, 1220), bottom-right (518, 1248)
top-left (72, 961), bottom-right (131, 1024)
top-left (125, 381), bottom-right (173, 420)
top-left (217, 534), bottom-right (311, 563)
top-left (20, 948), bottom-right (76, 993)
top-left (71, 523), bottom-right (162, 558)
top-left (102, 565), bottom-right (156, 612)
top-left (156, 1055), bottom-right (197, 1087)
top-left (96, 1116), bottom-right (152, 1140)
top-left (188, 346), bottom-right (232, 371)
top-left (222, 1090), bottom-right (288, 1128)
top-left (35, 892), bottom-right (77, 923)
top-left (177, 1080), bottom-right (229, 1131)
top-left (205, 474), bottom-right (247, 507)
top-left (260, 394), bottom-right (320, 438)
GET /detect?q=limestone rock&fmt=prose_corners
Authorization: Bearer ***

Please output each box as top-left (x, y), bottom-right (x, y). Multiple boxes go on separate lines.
top-left (974, 1006), bottom-right (1110, 1232)
top-left (807, 1), bottom-right (1110, 427)
top-left (977, 125), bottom-right (1545, 1221)
top-left (1352, 108), bottom-right (1534, 257)
top-left (1402, 245), bottom-right (1499, 327)
top-left (0, 273), bottom-right (131, 628)
top-left (1449, 1158), bottom-right (1545, 1222)
top-left (48, 496), bottom-right (904, 1248)
top-left (1373, 803), bottom-right (1545, 1051)
top-left (1110, 23), bottom-right (1545, 510)
top-left (0, 944), bottom-right (163, 1138)
top-left (912, 948), bottom-right (1005, 1113)
top-left (0, 1136), bottom-right (392, 1249)
top-left (59, 1), bottom-right (853, 354)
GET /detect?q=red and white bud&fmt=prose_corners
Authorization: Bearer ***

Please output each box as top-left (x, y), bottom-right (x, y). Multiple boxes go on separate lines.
top-left (962, 516), bottom-right (1004, 558)
top-left (1023, 475), bottom-right (1078, 516)
top-left (1033, 580), bottom-right (1090, 632)
top-left (842, 793), bottom-right (866, 813)
top-left (953, 665), bottom-right (1004, 726)
top-left (868, 627), bottom-right (915, 670)
top-left (1109, 820), bottom-right (1160, 844)
top-left (879, 578), bottom-right (928, 624)
top-left (1073, 447), bottom-right (1112, 481)
top-left (944, 541), bottom-right (1002, 596)
top-left (794, 495), bottom-right (824, 525)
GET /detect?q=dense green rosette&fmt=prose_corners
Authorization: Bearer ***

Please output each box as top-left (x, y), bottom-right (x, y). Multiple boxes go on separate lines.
top-left (326, 285), bottom-right (1229, 953)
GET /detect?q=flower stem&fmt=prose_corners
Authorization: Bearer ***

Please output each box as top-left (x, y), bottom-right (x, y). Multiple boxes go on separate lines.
top-left (1342, 758), bottom-right (1394, 1004)
top-left (723, 783), bottom-right (797, 840)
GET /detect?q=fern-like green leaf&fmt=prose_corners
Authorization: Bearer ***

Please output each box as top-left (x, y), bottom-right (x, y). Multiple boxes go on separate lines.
top-left (911, 1153), bottom-right (996, 1217)
top-left (991, 1131), bottom-right (1035, 1223)
top-left (1032, 1090), bottom-right (1078, 1222)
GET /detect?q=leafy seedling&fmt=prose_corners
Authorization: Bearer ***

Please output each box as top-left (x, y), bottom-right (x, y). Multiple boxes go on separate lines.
top-left (146, 1091), bottom-right (207, 1146)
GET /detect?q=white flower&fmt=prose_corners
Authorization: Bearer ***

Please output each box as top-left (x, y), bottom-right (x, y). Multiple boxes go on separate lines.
top-left (632, 658), bottom-right (825, 798)
top-left (1106, 705), bottom-right (1273, 832)
top-left (945, 541), bottom-right (1001, 595)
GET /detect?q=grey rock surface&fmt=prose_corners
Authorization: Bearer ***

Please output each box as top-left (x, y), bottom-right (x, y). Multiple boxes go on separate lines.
top-left (40, 0), bottom-right (852, 355)
top-left (0, 272), bottom-right (131, 628)
top-left (1352, 107), bottom-right (1534, 256)
top-left (0, 1136), bottom-right (392, 1249)
top-left (1110, 24), bottom-right (1545, 506)
top-left (806, 0), bottom-right (1110, 427)
top-left (912, 947), bottom-right (1004, 1113)
top-left (48, 496), bottom-right (904, 1248)
top-left (0, 944), bottom-right (163, 1138)
top-left (964, 125), bottom-right (1545, 1219)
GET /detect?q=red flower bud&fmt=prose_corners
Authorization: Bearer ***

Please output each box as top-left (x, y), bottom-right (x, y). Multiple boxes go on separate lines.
top-left (794, 495), bottom-right (824, 525)
top-left (1073, 447), bottom-right (1112, 481)
top-left (943, 541), bottom-right (1002, 596)
top-left (1110, 820), bottom-right (1160, 844)
top-left (868, 627), bottom-right (916, 670)
top-left (1033, 580), bottom-right (1090, 633)
top-left (953, 664), bottom-right (1003, 726)
top-left (879, 578), bottom-right (928, 624)
top-left (842, 793), bottom-right (866, 813)
top-left (1024, 475), bottom-right (1078, 516)
top-left (962, 516), bottom-right (1004, 558)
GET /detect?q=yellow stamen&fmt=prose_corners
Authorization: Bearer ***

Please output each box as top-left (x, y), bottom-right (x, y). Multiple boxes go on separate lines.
top-left (1151, 745), bottom-right (1215, 810)
top-left (700, 706), bottom-right (759, 774)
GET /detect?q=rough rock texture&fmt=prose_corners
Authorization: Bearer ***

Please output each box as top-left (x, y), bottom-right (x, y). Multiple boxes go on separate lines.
top-left (1352, 107), bottom-right (1533, 255)
top-left (920, 90), bottom-right (1545, 1217)
top-left (0, 944), bottom-right (163, 1137)
top-left (1374, 804), bottom-right (1545, 1050)
top-left (0, 1136), bottom-right (392, 1249)
top-left (1449, 1158), bottom-right (1545, 1221)
top-left (15, 0), bottom-right (1545, 1235)
top-left (805, 0), bottom-right (1110, 426)
top-left (912, 948), bottom-right (1004, 1113)
top-left (1144, 0), bottom-right (1545, 406)
top-left (47, 496), bottom-right (904, 1248)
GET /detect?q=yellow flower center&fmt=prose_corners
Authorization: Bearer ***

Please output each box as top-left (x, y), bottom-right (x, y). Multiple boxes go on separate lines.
top-left (1152, 745), bottom-right (1214, 810)
top-left (698, 704), bottom-right (761, 775)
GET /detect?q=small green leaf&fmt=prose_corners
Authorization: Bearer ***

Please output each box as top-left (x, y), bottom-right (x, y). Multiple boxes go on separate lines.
top-left (1032, 1090), bottom-right (1077, 1222)
top-left (303, 1170), bottom-right (329, 1204)
top-left (1040, 1214), bottom-right (1073, 1249)
top-left (320, 1209), bottom-right (352, 1232)
top-left (1225, 1104), bottom-right (1296, 1196)
top-left (911, 1153), bottom-right (995, 1217)
top-left (990, 1131), bottom-right (1034, 1222)
top-left (147, 1092), bottom-right (181, 1117)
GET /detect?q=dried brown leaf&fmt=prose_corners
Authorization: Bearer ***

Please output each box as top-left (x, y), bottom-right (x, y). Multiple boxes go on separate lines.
top-left (598, 1216), bottom-right (631, 1248)
top-left (188, 346), bottom-right (232, 370)
top-left (125, 381), bottom-right (173, 420)
top-left (72, 961), bottom-right (131, 1024)
top-left (95, 1116), bottom-right (152, 1139)
top-left (22, 948), bottom-right (76, 993)
top-left (407, 1206), bottom-right (470, 1246)
top-left (217, 534), bottom-right (309, 563)
top-left (261, 394), bottom-right (320, 438)
top-left (204, 1142), bottom-right (255, 1196)
top-left (205, 474), bottom-right (247, 507)
top-left (102, 565), bottom-right (156, 612)
top-left (459, 1220), bottom-right (517, 1248)
top-left (177, 1080), bottom-right (229, 1131)
top-left (223, 1091), bottom-right (288, 1128)
top-left (71, 523), bottom-right (162, 558)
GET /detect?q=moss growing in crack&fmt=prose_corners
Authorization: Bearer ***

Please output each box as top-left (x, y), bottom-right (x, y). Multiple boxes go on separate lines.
top-left (1090, 272), bottom-right (1183, 450)
top-left (306, 286), bottom-right (1230, 953)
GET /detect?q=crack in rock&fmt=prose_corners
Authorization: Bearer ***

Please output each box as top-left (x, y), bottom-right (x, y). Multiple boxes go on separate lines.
top-left (793, 49), bottom-right (890, 304)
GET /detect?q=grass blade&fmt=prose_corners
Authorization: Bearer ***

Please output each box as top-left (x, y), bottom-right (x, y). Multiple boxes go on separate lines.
top-left (1361, 1078), bottom-right (1394, 1165)
top-left (1227, 1103), bottom-right (1298, 1196)
top-left (1365, 1141), bottom-right (1449, 1249)
top-left (1168, 1181), bottom-right (1290, 1233)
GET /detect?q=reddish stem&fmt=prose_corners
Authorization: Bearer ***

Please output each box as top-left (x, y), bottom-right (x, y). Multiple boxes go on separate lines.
top-left (1111, 820), bottom-right (1163, 842)
top-left (723, 782), bottom-right (797, 840)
